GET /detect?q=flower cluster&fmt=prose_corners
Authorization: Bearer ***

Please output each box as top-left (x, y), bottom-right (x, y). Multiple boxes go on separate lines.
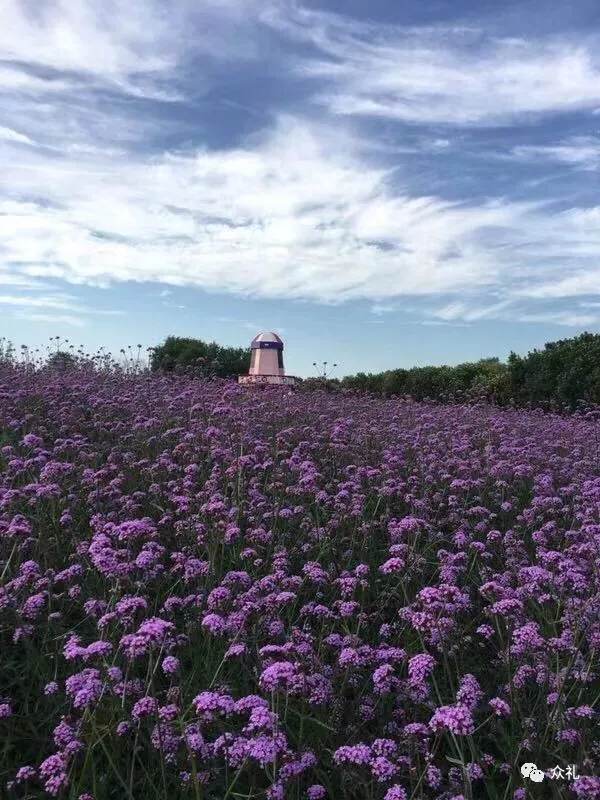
top-left (0, 367), bottom-right (598, 799)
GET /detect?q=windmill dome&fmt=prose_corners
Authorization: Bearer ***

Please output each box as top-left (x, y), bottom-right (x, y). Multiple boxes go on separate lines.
top-left (239, 330), bottom-right (296, 387)
top-left (251, 331), bottom-right (283, 348)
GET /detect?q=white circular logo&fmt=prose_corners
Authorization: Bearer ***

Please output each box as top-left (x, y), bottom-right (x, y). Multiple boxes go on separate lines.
top-left (521, 763), bottom-right (537, 778)
top-left (521, 763), bottom-right (545, 782)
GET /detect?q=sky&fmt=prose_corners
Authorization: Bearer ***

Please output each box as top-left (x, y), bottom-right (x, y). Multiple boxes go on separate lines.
top-left (2, 0), bottom-right (600, 378)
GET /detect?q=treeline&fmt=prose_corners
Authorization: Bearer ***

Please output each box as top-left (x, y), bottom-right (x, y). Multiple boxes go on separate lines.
top-left (337, 357), bottom-right (507, 403)
top-left (75, 331), bottom-right (600, 413)
top-left (335, 332), bottom-right (600, 412)
top-left (150, 336), bottom-right (250, 378)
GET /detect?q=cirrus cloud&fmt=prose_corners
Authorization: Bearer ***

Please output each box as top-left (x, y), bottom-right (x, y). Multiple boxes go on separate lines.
top-left (265, 5), bottom-right (600, 126)
top-left (1, 0), bottom-right (600, 336)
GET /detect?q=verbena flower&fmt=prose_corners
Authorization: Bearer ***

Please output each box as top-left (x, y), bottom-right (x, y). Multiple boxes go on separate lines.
top-left (429, 705), bottom-right (475, 735)
top-left (161, 656), bottom-right (180, 675)
top-left (489, 698), bottom-right (511, 717)
top-left (1, 372), bottom-right (599, 797)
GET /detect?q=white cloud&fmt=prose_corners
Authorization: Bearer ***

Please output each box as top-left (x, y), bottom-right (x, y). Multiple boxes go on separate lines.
top-left (429, 139), bottom-right (452, 150)
top-left (511, 137), bottom-right (600, 170)
top-left (2, 1), bottom-right (180, 99)
top-left (427, 298), bottom-right (600, 327)
top-left (430, 301), bottom-right (469, 321)
top-left (2, 0), bottom-right (600, 323)
top-left (370, 303), bottom-right (395, 315)
top-left (1, 113), bottom-right (549, 303)
top-left (2, 110), bottom-right (600, 307)
top-left (517, 311), bottom-right (600, 326)
top-left (419, 320), bottom-right (471, 327)
top-left (216, 316), bottom-right (285, 335)
top-left (0, 292), bottom-right (124, 323)
top-left (15, 312), bottom-right (85, 327)
top-left (265, 5), bottom-right (600, 125)
top-left (1, 0), bottom-right (261, 102)
top-left (0, 294), bottom-right (83, 310)
top-left (517, 269), bottom-right (600, 299)
top-left (0, 272), bottom-right (54, 289)
top-left (0, 126), bottom-right (35, 145)
top-left (432, 299), bottom-right (515, 322)
top-left (0, 0), bottom-right (269, 180)
top-left (0, 63), bottom-right (75, 94)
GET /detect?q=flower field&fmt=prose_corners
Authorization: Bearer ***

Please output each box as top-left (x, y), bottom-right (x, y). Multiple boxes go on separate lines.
top-left (1, 364), bottom-right (599, 799)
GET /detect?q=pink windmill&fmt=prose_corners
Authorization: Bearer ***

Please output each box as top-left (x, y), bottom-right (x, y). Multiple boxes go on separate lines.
top-left (238, 331), bottom-right (297, 386)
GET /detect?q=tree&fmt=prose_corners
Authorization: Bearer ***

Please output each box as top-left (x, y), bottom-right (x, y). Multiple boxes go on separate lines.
top-left (381, 368), bottom-right (409, 397)
top-left (505, 332), bottom-right (600, 411)
top-left (341, 357), bottom-right (510, 405)
top-left (150, 336), bottom-right (250, 378)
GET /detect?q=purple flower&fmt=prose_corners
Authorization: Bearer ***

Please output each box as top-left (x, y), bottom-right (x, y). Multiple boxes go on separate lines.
top-left (53, 717), bottom-right (82, 749)
top-left (234, 695), bottom-right (269, 713)
top-left (21, 591), bottom-right (47, 619)
top-left (137, 617), bottom-right (174, 642)
top-left (3, 359), bottom-right (600, 800)
top-left (15, 766), bottom-right (36, 782)
top-left (333, 744), bottom-right (372, 765)
top-left (243, 705), bottom-right (278, 733)
top-left (162, 656), bottom-right (180, 675)
top-left (246, 732), bottom-right (288, 766)
top-left (338, 600), bottom-right (360, 617)
top-left (132, 696), bottom-right (158, 722)
top-left (107, 667), bottom-right (122, 681)
top-left (86, 640), bottom-right (113, 661)
top-left (380, 557), bottom-right (405, 575)
top-left (155, 701), bottom-right (177, 720)
top-left (384, 787), bottom-right (408, 800)
top-left (259, 661), bottom-right (299, 691)
top-left (408, 653), bottom-right (436, 683)
top-left (193, 691), bottom-right (235, 721)
top-left (65, 669), bottom-right (103, 710)
top-left (22, 433), bottom-right (43, 448)
top-left (373, 663), bottom-right (397, 694)
top-left (402, 723), bottom-right (430, 738)
top-left (201, 613), bottom-right (227, 635)
top-left (489, 697), bottom-right (511, 717)
top-left (456, 674), bottom-right (483, 710)
top-left (572, 776), bottom-right (600, 798)
top-left (372, 739), bottom-right (397, 758)
top-left (429, 705), bottom-right (475, 735)
top-left (467, 763), bottom-right (484, 780)
top-left (266, 783), bottom-right (285, 800)
top-left (511, 622), bottom-right (545, 654)
top-left (371, 756), bottom-right (397, 782)
top-left (225, 643), bottom-right (247, 658)
top-left (117, 721), bottom-right (132, 736)
top-left (426, 765), bottom-right (442, 789)
top-left (39, 753), bottom-right (70, 796)
top-left (568, 705), bottom-right (595, 719)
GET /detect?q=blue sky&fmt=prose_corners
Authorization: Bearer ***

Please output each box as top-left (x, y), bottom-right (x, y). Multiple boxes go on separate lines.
top-left (2, 0), bottom-right (600, 377)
